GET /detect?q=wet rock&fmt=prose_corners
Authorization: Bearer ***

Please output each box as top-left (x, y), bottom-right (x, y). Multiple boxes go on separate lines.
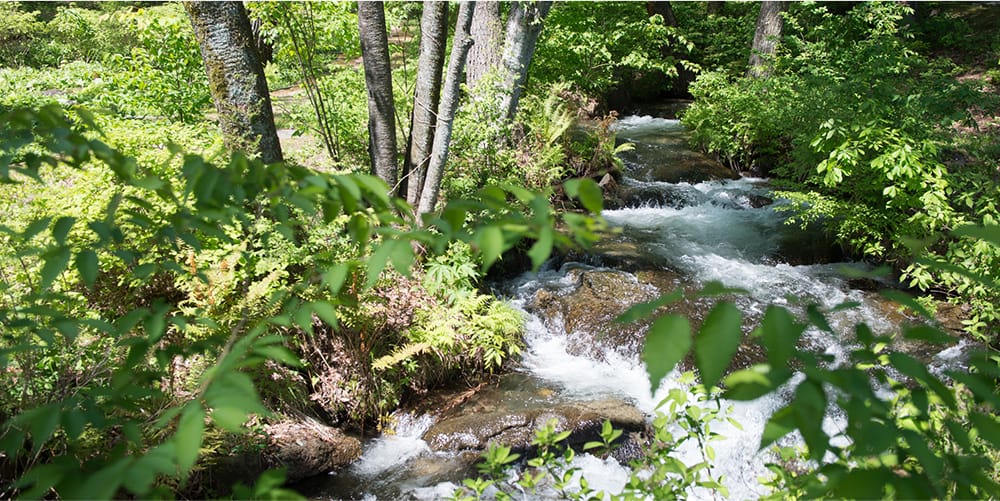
top-left (422, 398), bottom-right (648, 463)
top-left (528, 269), bottom-right (659, 356)
top-left (208, 417), bottom-right (361, 494)
top-left (264, 418), bottom-right (362, 482)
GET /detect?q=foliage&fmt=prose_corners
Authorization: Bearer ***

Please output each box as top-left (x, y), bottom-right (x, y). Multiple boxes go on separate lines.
top-left (0, 3), bottom-right (209, 123)
top-left (250, 2), bottom-right (366, 167)
top-left (681, 1), bottom-right (1000, 338)
top-left (532, 2), bottom-right (690, 98)
top-left (451, 381), bottom-right (731, 501)
top-left (459, 226), bottom-right (1000, 499)
top-left (0, 104), bottom-right (606, 498)
top-left (96, 4), bottom-right (210, 122)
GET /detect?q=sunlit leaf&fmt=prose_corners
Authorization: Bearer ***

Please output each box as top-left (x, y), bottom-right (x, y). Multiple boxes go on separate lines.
top-left (76, 249), bottom-right (99, 287)
top-left (40, 246), bottom-right (71, 290)
top-left (723, 365), bottom-right (793, 401)
top-left (642, 314), bottom-right (690, 393)
top-left (758, 305), bottom-right (805, 367)
top-left (695, 302), bottom-right (742, 389)
top-left (174, 403), bottom-right (205, 477)
top-left (760, 405), bottom-right (796, 450)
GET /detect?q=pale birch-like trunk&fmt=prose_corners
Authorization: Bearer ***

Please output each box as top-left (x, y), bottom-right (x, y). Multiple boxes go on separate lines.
top-left (358, 1), bottom-right (399, 192)
top-left (404, 1), bottom-right (449, 207)
top-left (186, 1), bottom-right (283, 164)
top-left (416, 2), bottom-right (476, 219)
top-left (497, 1), bottom-right (553, 123)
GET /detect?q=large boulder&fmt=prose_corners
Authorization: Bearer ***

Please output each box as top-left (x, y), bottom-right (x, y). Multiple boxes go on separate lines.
top-left (264, 418), bottom-right (362, 482)
top-left (209, 417), bottom-right (362, 492)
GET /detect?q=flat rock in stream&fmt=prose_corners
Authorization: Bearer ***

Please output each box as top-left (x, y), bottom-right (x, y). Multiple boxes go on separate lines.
top-left (422, 398), bottom-right (648, 462)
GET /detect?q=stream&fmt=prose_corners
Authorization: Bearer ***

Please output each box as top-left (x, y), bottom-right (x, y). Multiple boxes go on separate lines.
top-left (300, 115), bottom-right (967, 500)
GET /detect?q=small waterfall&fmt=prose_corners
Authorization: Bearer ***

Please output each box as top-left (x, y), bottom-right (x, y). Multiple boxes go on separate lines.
top-left (301, 116), bottom-right (961, 500)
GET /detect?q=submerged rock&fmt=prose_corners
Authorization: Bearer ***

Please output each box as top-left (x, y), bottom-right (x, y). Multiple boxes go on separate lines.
top-left (422, 398), bottom-right (648, 463)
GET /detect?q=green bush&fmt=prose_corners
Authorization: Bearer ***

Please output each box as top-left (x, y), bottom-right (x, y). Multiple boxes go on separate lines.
top-left (681, 1), bottom-right (1000, 338)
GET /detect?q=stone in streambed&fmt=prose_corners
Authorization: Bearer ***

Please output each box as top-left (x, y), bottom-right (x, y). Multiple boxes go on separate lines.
top-left (422, 398), bottom-right (648, 463)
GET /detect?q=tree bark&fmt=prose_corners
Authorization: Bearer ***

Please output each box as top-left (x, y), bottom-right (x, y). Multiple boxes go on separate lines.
top-left (497, 1), bottom-right (553, 123)
top-left (186, 1), bottom-right (282, 164)
top-left (466, 1), bottom-right (503, 90)
top-left (747, 1), bottom-right (786, 79)
top-left (646, 1), bottom-right (676, 28)
top-left (404, 1), bottom-right (449, 207)
top-left (358, 1), bottom-right (399, 192)
top-left (417, 2), bottom-right (476, 219)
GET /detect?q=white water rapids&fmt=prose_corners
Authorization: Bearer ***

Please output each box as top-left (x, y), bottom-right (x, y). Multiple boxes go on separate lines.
top-left (301, 116), bottom-right (965, 500)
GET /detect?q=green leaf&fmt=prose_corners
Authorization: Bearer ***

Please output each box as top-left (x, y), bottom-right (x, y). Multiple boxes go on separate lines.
top-left (793, 379), bottom-right (828, 460)
top-left (27, 403), bottom-right (62, 452)
top-left (528, 226), bottom-right (554, 270)
top-left (40, 246), bottom-right (71, 290)
top-left (174, 403), bottom-right (205, 477)
top-left (476, 226), bottom-right (504, 271)
top-left (642, 314), bottom-right (691, 393)
top-left (760, 405), bottom-right (796, 450)
top-left (52, 216), bottom-right (75, 246)
top-left (695, 302), bottom-right (742, 389)
top-left (617, 289), bottom-right (683, 323)
top-left (758, 305), bottom-right (805, 367)
top-left (252, 344), bottom-right (302, 367)
top-left (61, 457), bottom-right (129, 500)
top-left (323, 263), bottom-right (351, 294)
top-left (388, 238), bottom-right (414, 277)
top-left (952, 224), bottom-right (1000, 248)
top-left (830, 468), bottom-right (890, 499)
top-left (567, 178), bottom-right (603, 214)
top-left (970, 412), bottom-right (1000, 449)
top-left (879, 289), bottom-right (934, 319)
top-left (723, 365), bottom-right (793, 401)
top-left (888, 352), bottom-right (956, 409)
top-left (310, 301), bottom-right (339, 328)
top-left (366, 240), bottom-right (393, 287)
top-left (22, 216), bottom-right (52, 241)
top-left (902, 324), bottom-right (953, 344)
top-left (697, 281), bottom-right (746, 297)
top-left (76, 249), bottom-right (99, 287)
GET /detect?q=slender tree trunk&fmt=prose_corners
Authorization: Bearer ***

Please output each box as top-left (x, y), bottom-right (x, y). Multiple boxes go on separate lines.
top-left (748, 1), bottom-right (786, 79)
top-left (404, 1), bottom-right (449, 207)
top-left (466, 1), bottom-right (503, 89)
top-left (186, 1), bottom-right (282, 164)
top-left (497, 1), bottom-right (553, 123)
top-left (707, 1), bottom-right (724, 16)
top-left (417, 2), bottom-right (476, 219)
top-left (358, 1), bottom-right (399, 192)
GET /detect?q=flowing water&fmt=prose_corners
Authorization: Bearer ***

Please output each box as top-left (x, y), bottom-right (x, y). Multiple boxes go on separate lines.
top-left (301, 116), bottom-right (966, 500)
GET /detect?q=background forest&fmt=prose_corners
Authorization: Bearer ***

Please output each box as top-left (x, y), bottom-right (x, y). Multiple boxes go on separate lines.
top-left (1, 1), bottom-right (999, 499)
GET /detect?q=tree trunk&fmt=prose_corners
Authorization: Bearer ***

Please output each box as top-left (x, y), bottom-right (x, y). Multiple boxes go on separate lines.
top-left (646, 1), bottom-right (676, 28)
top-left (186, 1), bottom-right (283, 164)
top-left (404, 1), bottom-right (449, 207)
top-left (358, 1), bottom-right (399, 192)
top-left (747, 1), bottom-right (786, 79)
top-left (497, 1), bottom-right (553, 123)
top-left (707, 1), bottom-right (724, 16)
top-left (417, 2), bottom-right (476, 219)
top-left (466, 1), bottom-right (503, 90)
